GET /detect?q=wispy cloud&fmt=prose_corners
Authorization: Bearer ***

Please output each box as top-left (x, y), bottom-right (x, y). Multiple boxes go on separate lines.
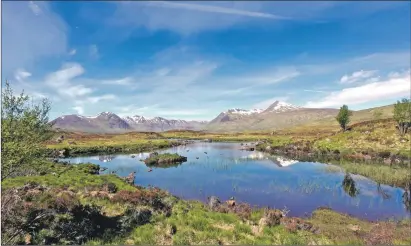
top-left (14, 68), bottom-right (32, 82)
top-left (340, 70), bottom-right (378, 84)
top-left (146, 1), bottom-right (290, 20)
top-left (89, 44), bottom-right (99, 59)
top-left (2, 1), bottom-right (67, 75)
top-left (305, 70), bottom-right (410, 108)
top-left (303, 89), bottom-right (328, 93)
top-left (72, 106), bottom-right (84, 115)
top-left (68, 49), bottom-right (77, 56)
top-left (28, 1), bottom-right (42, 15)
top-left (102, 77), bottom-right (134, 86)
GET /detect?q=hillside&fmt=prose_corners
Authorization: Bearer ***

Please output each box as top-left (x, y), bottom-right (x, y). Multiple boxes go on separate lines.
top-left (51, 112), bottom-right (208, 133)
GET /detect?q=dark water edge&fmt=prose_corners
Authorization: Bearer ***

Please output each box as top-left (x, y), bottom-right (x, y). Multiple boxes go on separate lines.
top-left (62, 142), bottom-right (411, 221)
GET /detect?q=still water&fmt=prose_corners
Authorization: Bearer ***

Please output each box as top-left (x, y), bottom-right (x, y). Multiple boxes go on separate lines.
top-left (64, 142), bottom-right (410, 220)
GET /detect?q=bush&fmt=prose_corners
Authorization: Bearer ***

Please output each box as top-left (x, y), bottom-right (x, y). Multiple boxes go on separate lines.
top-left (118, 208), bottom-right (152, 233)
top-left (1, 81), bottom-right (54, 180)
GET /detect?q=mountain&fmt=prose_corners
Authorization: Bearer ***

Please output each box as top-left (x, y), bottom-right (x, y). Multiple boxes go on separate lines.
top-left (207, 101), bottom-right (339, 132)
top-left (51, 112), bottom-right (208, 133)
top-left (51, 101), bottom-right (390, 133)
top-left (263, 101), bottom-right (301, 113)
top-left (209, 108), bottom-right (263, 124)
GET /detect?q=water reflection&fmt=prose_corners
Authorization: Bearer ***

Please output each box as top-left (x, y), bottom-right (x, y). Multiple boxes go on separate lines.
top-left (403, 183), bottom-right (411, 212)
top-left (342, 173), bottom-right (360, 198)
top-left (62, 142), bottom-right (410, 220)
top-left (98, 155), bottom-right (115, 162)
top-left (271, 156), bottom-right (299, 167)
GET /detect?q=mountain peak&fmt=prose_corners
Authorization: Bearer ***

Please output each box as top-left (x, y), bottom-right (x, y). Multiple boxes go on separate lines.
top-left (264, 101), bottom-right (300, 113)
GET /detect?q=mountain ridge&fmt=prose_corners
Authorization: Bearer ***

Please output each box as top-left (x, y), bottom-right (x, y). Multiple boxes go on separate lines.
top-left (51, 101), bottom-right (392, 133)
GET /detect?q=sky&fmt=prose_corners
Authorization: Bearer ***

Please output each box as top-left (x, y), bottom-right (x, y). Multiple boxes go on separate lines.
top-left (2, 1), bottom-right (410, 121)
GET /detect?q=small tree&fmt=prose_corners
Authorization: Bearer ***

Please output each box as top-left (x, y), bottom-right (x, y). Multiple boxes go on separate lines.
top-left (1, 81), bottom-right (54, 180)
top-left (372, 109), bottom-right (383, 121)
top-left (336, 105), bottom-right (352, 132)
top-left (393, 98), bottom-right (411, 136)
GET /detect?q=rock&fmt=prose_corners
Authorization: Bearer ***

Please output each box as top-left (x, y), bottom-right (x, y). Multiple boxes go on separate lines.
top-left (383, 158), bottom-right (391, 165)
top-left (259, 217), bottom-right (269, 228)
top-left (226, 199), bottom-right (236, 207)
top-left (208, 196), bottom-right (221, 210)
top-left (131, 155), bottom-right (136, 158)
top-left (25, 234), bottom-right (32, 245)
top-left (347, 224), bottom-right (360, 232)
top-left (265, 146), bottom-right (272, 151)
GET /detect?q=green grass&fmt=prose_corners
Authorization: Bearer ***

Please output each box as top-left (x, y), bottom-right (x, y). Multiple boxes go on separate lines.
top-left (144, 153), bottom-right (187, 166)
top-left (337, 161), bottom-right (411, 187)
top-left (1, 162), bottom-right (136, 192)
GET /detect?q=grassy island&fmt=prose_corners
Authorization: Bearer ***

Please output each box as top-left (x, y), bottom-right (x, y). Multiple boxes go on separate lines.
top-left (144, 152), bottom-right (188, 166)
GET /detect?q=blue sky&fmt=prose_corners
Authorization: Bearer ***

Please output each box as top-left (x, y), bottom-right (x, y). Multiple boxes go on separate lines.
top-left (2, 1), bottom-right (410, 121)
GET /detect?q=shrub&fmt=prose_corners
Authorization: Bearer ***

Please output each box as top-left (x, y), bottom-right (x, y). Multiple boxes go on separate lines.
top-left (1, 81), bottom-right (54, 180)
top-left (118, 208), bottom-right (152, 233)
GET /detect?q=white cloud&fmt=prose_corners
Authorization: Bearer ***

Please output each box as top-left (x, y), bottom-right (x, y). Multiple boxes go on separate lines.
top-left (252, 97), bottom-right (289, 109)
top-left (108, 2), bottom-right (296, 36)
top-left (155, 109), bottom-right (210, 116)
top-left (14, 68), bottom-right (32, 82)
top-left (340, 70), bottom-right (378, 84)
top-left (89, 44), bottom-right (99, 59)
top-left (28, 1), bottom-right (42, 15)
top-left (73, 106), bottom-right (84, 115)
top-left (102, 77), bottom-right (134, 85)
top-left (303, 89), bottom-right (327, 93)
top-left (2, 1), bottom-right (67, 75)
top-left (146, 1), bottom-right (289, 20)
top-left (87, 95), bottom-right (117, 104)
top-left (305, 70), bottom-right (411, 108)
top-left (69, 49), bottom-right (77, 56)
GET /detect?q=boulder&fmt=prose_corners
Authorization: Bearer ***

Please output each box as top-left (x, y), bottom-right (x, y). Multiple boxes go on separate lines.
top-left (226, 199), bottom-right (236, 207)
top-left (208, 196), bottom-right (221, 210)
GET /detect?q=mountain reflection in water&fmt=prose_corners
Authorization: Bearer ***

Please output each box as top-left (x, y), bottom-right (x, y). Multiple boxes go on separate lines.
top-left (62, 142), bottom-right (410, 220)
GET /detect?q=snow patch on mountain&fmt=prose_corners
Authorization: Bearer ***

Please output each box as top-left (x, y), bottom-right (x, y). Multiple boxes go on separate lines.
top-left (263, 101), bottom-right (301, 113)
top-left (226, 108), bottom-right (263, 115)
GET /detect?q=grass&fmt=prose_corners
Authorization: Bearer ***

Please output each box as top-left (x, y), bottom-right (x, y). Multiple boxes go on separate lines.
top-left (144, 153), bottom-right (187, 166)
top-left (2, 159), bottom-right (410, 245)
top-left (86, 200), bottom-right (411, 245)
top-left (337, 161), bottom-right (411, 187)
top-left (1, 162), bottom-right (136, 192)
top-left (44, 131), bottom-right (179, 156)
top-left (313, 119), bottom-right (411, 157)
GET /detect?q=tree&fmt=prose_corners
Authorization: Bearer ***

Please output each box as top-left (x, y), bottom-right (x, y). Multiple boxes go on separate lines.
top-left (336, 105), bottom-right (352, 132)
top-left (372, 109), bottom-right (383, 121)
top-left (1, 81), bottom-right (54, 180)
top-left (393, 98), bottom-right (411, 136)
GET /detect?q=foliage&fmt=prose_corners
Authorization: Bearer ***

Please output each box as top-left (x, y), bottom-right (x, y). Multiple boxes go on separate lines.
top-left (336, 105), bottom-right (352, 131)
top-left (373, 109), bottom-right (383, 121)
top-left (393, 98), bottom-right (411, 136)
top-left (143, 152), bottom-right (187, 166)
top-left (0, 184), bottom-right (155, 245)
top-left (1, 81), bottom-right (54, 180)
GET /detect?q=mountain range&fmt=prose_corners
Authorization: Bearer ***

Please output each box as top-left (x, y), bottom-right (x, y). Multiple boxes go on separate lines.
top-left (50, 101), bottom-right (342, 133)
